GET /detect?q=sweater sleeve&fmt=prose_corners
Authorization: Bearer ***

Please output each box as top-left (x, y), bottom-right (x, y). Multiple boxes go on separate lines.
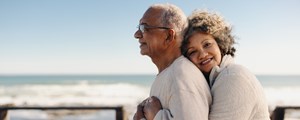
top-left (153, 109), bottom-right (173, 120)
top-left (209, 69), bottom-right (258, 120)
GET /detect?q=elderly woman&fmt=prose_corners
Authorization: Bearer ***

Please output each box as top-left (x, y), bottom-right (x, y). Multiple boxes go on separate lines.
top-left (143, 10), bottom-right (270, 120)
top-left (181, 10), bottom-right (270, 120)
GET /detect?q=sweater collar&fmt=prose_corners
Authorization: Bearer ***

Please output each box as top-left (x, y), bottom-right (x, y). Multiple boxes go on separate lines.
top-left (209, 55), bottom-right (234, 87)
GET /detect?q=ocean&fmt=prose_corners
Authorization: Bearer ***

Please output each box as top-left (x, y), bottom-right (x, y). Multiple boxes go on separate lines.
top-left (0, 75), bottom-right (300, 120)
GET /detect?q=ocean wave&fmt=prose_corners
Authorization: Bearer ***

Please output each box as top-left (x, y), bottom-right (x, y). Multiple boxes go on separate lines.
top-left (264, 87), bottom-right (300, 110)
top-left (0, 82), bottom-right (150, 107)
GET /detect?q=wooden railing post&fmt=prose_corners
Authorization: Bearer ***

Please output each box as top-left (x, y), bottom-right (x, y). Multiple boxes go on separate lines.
top-left (116, 107), bottom-right (122, 120)
top-left (0, 109), bottom-right (8, 120)
top-left (116, 106), bottom-right (127, 120)
top-left (271, 107), bottom-right (285, 120)
top-left (0, 104), bottom-right (12, 120)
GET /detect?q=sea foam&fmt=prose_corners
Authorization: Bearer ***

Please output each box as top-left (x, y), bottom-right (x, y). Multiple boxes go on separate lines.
top-left (0, 81), bottom-right (150, 119)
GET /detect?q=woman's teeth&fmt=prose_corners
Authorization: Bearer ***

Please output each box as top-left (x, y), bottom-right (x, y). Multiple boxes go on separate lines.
top-left (201, 58), bottom-right (212, 65)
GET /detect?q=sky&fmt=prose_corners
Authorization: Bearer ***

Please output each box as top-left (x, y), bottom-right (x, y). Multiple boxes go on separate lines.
top-left (0, 0), bottom-right (300, 75)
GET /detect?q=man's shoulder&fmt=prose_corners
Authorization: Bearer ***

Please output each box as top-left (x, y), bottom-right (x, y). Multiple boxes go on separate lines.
top-left (172, 56), bottom-right (197, 69)
top-left (170, 56), bottom-right (204, 79)
top-left (169, 56), bottom-right (210, 96)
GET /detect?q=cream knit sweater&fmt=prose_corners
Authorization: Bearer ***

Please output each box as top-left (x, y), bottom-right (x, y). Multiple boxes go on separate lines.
top-left (208, 55), bottom-right (270, 120)
top-left (152, 56), bottom-right (212, 120)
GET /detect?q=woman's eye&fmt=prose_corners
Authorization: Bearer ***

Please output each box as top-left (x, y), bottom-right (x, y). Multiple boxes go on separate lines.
top-left (188, 51), bottom-right (196, 57)
top-left (204, 42), bottom-right (211, 48)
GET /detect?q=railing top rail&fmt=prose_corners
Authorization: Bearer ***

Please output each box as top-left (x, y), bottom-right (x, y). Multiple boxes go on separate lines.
top-left (274, 106), bottom-right (300, 109)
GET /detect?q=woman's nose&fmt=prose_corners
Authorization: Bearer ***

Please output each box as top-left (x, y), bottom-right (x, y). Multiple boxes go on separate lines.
top-left (199, 50), bottom-right (208, 59)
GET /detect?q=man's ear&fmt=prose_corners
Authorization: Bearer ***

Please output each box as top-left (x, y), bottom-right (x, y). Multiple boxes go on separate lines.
top-left (165, 29), bottom-right (175, 43)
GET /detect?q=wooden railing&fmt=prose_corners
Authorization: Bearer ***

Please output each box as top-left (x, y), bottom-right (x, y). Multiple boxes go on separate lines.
top-left (271, 106), bottom-right (300, 120)
top-left (1, 105), bottom-right (299, 120)
top-left (0, 106), bottom-right (127, 120)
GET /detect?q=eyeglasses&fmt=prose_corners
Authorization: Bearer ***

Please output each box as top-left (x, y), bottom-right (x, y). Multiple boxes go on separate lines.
top-left (137, 24), bottom-right (170, 33)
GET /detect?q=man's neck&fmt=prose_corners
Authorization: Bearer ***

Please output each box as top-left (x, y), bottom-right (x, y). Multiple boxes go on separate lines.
top-left (152, 49), bottom-right (181, 73)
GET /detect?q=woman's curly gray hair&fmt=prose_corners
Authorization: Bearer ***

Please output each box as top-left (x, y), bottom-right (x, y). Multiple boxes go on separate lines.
top-left (181, 10), bottom-right (236, 57)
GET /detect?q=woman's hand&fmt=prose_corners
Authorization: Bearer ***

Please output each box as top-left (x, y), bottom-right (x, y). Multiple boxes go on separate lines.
top-left (133, 99), bottom-right (147, 120)
top-left (143, 96), bottom-right (162, 120)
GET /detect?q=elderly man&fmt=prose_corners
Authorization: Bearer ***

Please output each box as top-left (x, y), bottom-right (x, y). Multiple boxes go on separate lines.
top-left (133, 3), bottom-right (211, 120)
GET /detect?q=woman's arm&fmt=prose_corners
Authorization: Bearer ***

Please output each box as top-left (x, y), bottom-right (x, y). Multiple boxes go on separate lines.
top-left (209, 66), bottom-right (267, 120)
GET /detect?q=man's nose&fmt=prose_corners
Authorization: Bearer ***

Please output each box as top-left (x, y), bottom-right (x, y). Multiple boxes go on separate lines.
top-left (134, 30), bottom-right (142, 39)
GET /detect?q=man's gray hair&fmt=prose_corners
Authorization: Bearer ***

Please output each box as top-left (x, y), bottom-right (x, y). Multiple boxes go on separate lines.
top-left (150, 3), bottom-right (188, 41)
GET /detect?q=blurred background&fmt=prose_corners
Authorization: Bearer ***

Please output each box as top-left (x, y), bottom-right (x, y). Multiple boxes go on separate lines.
top-left (1, 0), bottom-right (299, 120)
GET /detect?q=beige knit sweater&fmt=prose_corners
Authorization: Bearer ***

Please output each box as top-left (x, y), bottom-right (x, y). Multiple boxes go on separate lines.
top-left (208, 55), bottom-right (270, 120)
top-left (152, 56), bottom-right (212, 120)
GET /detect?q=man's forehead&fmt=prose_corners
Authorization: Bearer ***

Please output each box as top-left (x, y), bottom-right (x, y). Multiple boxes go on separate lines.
top-left (139, 8), bottom-right (163, 24)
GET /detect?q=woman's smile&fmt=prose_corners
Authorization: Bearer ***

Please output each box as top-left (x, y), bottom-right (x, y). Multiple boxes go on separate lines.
top-left (200, 57), bottom-right (213, 65)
